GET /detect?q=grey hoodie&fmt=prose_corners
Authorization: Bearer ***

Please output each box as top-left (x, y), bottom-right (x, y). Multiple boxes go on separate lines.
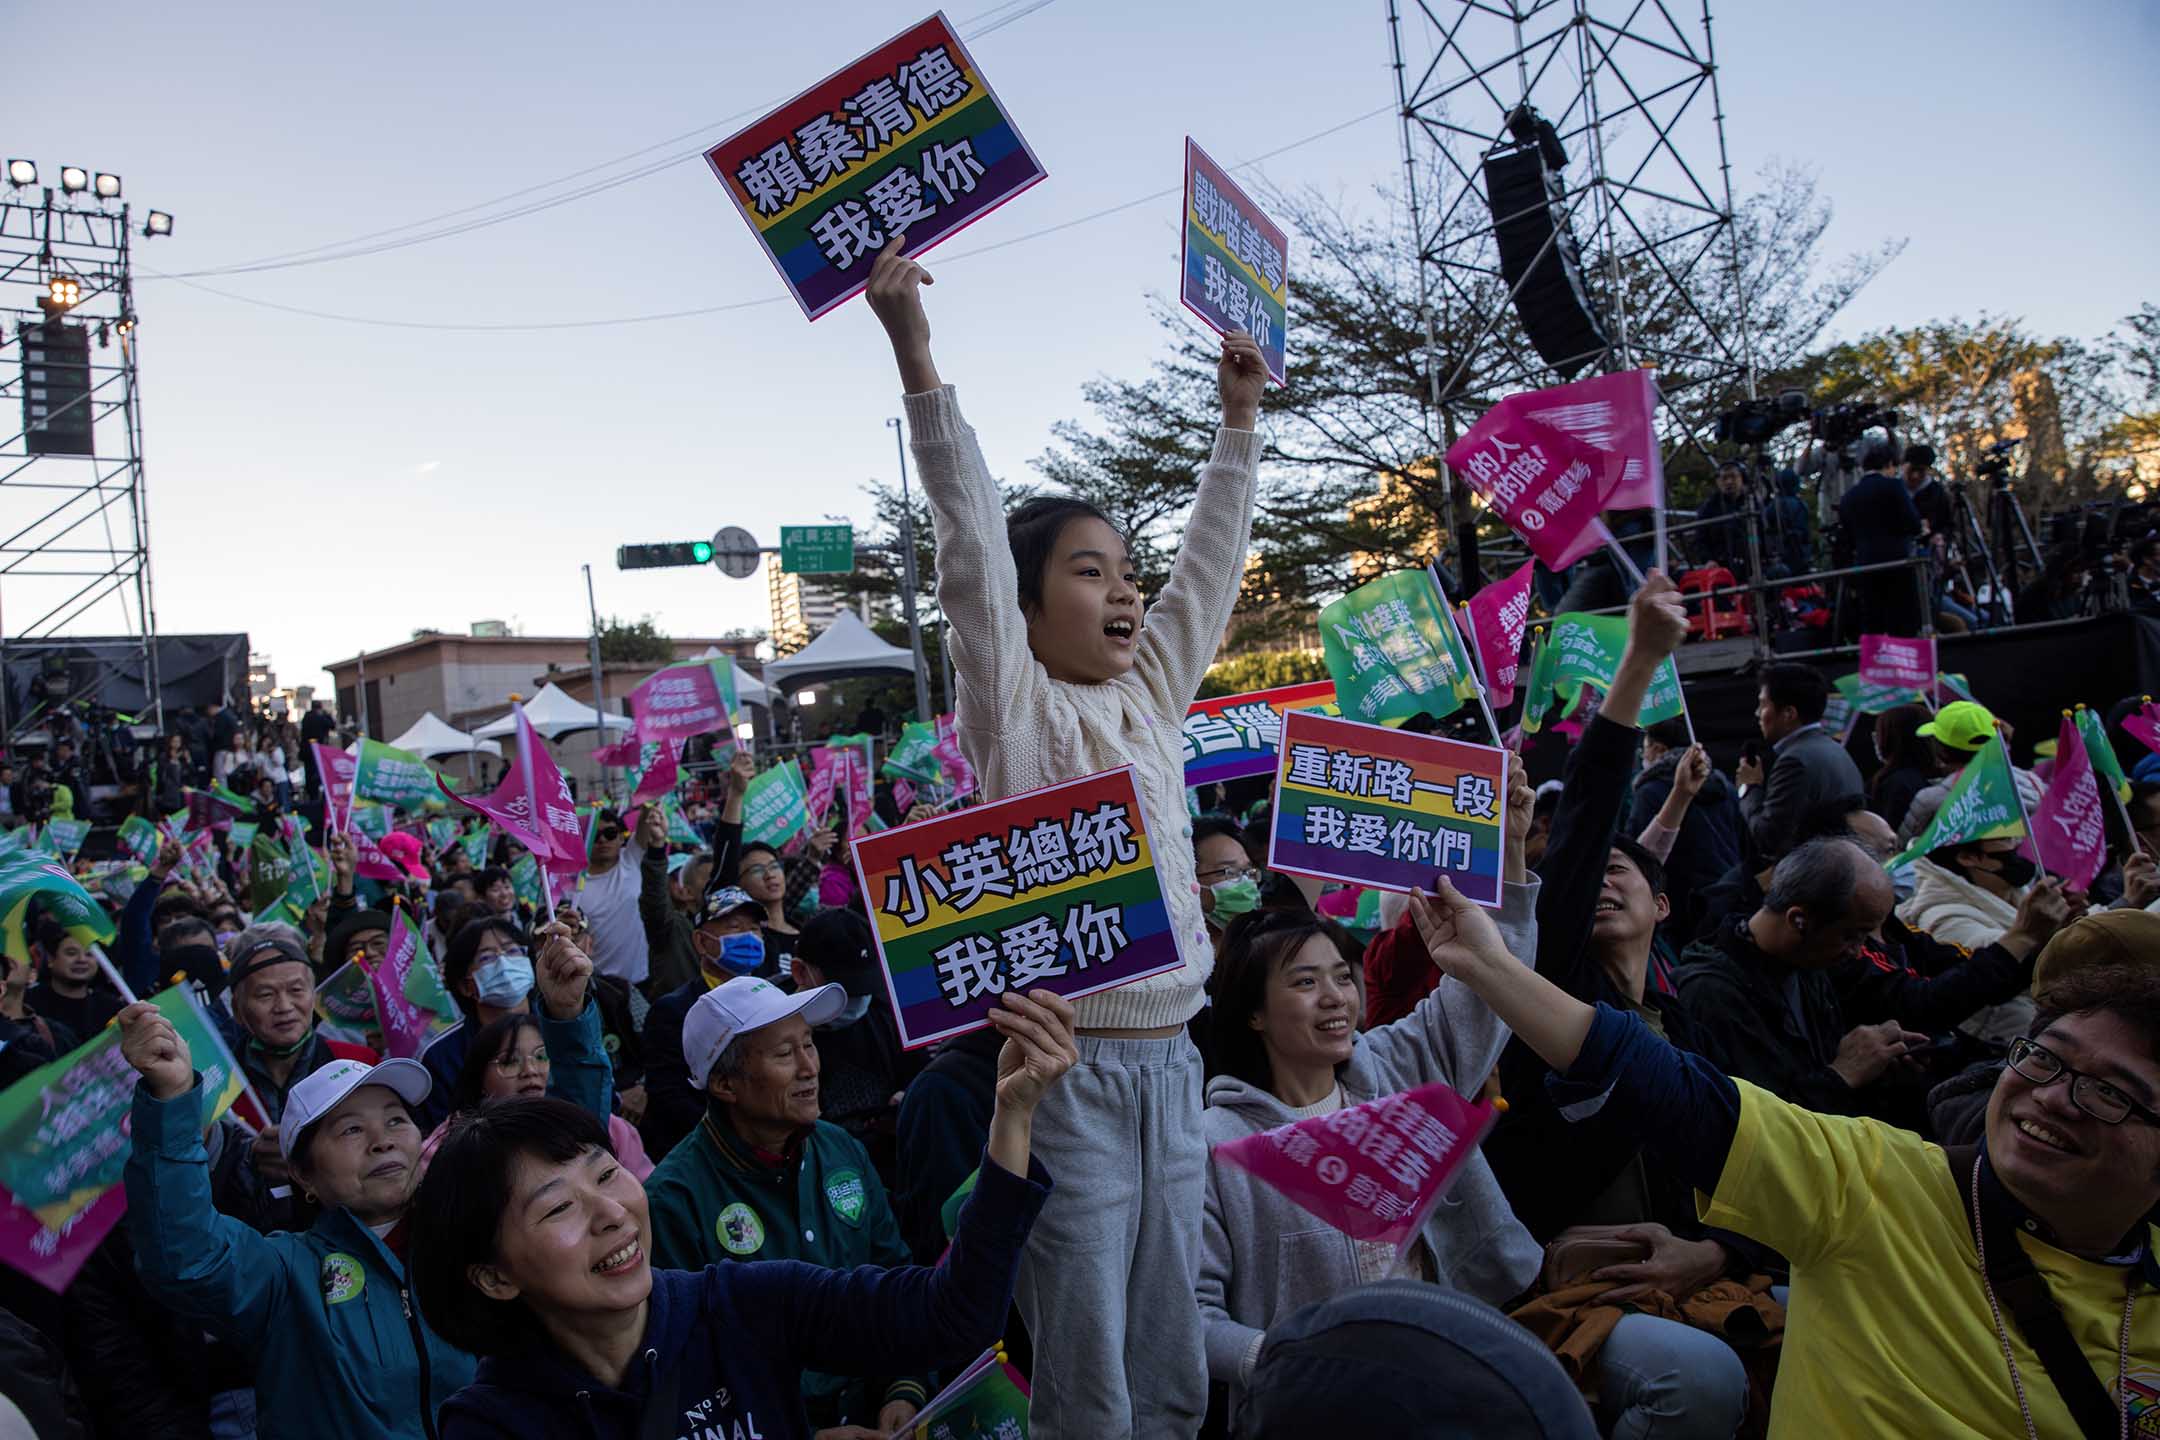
top-left (1196, 878), bottom-right (1545, 1420)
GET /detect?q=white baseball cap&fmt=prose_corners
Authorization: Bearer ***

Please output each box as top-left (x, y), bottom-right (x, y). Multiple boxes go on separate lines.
top-left (279, 1057), bottom-right (432, 1161)
top-left (684, 976), bottom-right (848, 1090)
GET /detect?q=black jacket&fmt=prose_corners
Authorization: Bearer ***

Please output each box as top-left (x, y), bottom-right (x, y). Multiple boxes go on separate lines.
top-left (1672, 919), bottom-right (1865, 1117)
top-left (1627, 754), bottom-right (1742, 944)
top-left (893, 1027), bottom-right (1002, 1265)
top-left (1837, 469), bottom-right (1922, 565)
top-left (1739, 723), bottom-right (1865, 861)
top-left (1833, 916), bottom-right (2033, 1035)
top-left (1488, 717), bottom-right (1708, 1244)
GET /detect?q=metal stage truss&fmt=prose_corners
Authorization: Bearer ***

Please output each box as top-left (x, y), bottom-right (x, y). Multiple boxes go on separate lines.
top-left (1386, 0), bottom-right (1755, 447)
top-left (0, 180), bottom-right (164, 737)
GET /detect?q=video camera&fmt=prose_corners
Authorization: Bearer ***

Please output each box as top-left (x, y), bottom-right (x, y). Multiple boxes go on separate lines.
top-left (1809, 402), bottom-right (1901, 449)
top-left (1714, 389), bottom-right (1809, 445)
top-left (1974, 436), bottom-right (2021, 483)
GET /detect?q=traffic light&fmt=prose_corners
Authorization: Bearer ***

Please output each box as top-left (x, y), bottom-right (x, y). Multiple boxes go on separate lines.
top-left (617, 540), bottom-right (715, 570)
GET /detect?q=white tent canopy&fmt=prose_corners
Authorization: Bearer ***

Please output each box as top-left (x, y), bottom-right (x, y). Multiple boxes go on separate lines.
top-left (386, 711), bottom-right (502, 759)
top-left (760, 612), bottom-right (918, 694)
top-left (693, 648), bottom-right (772, 709)
top-left (472, 681), bottom-right (635, 742)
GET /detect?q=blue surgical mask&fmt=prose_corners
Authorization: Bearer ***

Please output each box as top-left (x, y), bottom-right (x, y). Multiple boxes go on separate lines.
top-left (472, 951), bottom-right (534, 1008)
top-left (1891, 865), bottom-right (1917, 901)
top-left (716, 931), bottom-right (765, 978)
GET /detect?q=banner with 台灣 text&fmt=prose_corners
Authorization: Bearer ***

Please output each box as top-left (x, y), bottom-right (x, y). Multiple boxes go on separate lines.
top-left (704, 12), bottom-right (1048, 321)
top-left (1182, 680), bottom-right (1339, 788)
top-left (1319, 571), bottom-right (1479, 726)
top-left (1180, 138), bottom-right (1289, 385)
top-left (852, 766), bottom-right (1180, 1049)
top-left (1268, 710), bottom-right (1509, 908)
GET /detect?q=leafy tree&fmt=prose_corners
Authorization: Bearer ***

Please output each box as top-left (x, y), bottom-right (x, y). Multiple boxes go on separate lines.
top-left (596, 615), bottom-right (675, 664)
top-left (1196, 648), bottom-right (1329, 699)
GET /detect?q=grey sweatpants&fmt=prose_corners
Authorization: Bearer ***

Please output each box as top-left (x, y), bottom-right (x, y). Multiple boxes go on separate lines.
top-left (1015, 1032), bottom-right (1208, 1440)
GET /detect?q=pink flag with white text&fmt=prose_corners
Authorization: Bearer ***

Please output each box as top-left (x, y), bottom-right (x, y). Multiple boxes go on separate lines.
top-left (1859, 634), bottom-right (1938, 693)
top-left (2123, 700), bottom-right (2160, 758)
top-left (1444, 407), bottom-right (1627, 571)
top-left (592, 733), bottom-right (642, 768)
top-left (2032, 713), bottom-right (2108, 891)
top-left (440, 706), bottom-right (585, 875)
top-left (1457, 560), bottom-right (1535, 707)
top-left (630, 738), bottom-right (685, 807)
top-left (314, 743), bottom-right (357, 832)
top-left (1507, 368), bottom-right (1664, 510)
top-left (0, 1179), bottom-right (125, 1294)
top-left (1211, 1080), bottom-right (1496, 1251)
top-left (368, 910), bottom-right (437, 1060)
top-left (932, 714), bottom-right (979, 800)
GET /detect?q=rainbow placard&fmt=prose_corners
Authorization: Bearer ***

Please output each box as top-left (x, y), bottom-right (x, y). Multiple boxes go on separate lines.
top-left (1181, 137), bottom-right (1290, 384)
top-left (851, 766), bottom-right (1180, 1049)
top-left (1183, 680), bottom-right (1339, 788)
top-left (704, 12), bottom-right (1048, 321)
top-left (1268, 710), bottom-right (1509, 908)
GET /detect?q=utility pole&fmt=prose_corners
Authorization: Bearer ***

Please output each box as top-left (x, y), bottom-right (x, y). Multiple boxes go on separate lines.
top-left (583, 565), bottom-right (610, 783)
top-left (888, 417), bottom-right (934, 725)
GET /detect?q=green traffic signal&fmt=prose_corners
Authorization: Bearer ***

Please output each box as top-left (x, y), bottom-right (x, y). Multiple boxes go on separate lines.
top-left (691, 541), bottom-right (714, 563)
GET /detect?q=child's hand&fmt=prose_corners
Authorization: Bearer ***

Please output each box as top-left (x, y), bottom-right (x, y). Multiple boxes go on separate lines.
top-left (1217, 330), bottom-right (1265, 430)
top-left (866, 235), bottom-right (941, 392)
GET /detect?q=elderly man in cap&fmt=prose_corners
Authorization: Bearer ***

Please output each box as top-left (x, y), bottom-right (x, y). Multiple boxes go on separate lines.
top-left (640, 884), bottom-right (775, 1158)
top-left (645, 972), bottom-right (928, 1437)
top-left (222, 921), bottom-right (382, 1209)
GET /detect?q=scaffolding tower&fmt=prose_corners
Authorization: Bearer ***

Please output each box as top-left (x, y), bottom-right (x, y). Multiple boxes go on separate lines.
top-left (1387, 0), bottom-right (1755, 444)
top-left (0, 179), bottom-right (164, 738)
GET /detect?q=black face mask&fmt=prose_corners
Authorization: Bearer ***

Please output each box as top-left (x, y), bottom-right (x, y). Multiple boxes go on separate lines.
top-left (1982, 851), bottom-right (2038, 889)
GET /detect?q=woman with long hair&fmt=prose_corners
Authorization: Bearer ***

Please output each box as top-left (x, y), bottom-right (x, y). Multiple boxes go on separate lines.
top-left (1869, 703), bottom-right (1939, 833)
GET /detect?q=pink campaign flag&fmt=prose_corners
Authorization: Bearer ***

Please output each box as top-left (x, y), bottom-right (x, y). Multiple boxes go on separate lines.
top-left (1508, 368), bottom-right (1664, 510)
top-left (805, 750), bottom-right (840, 829)
top-left (1444, 407), bottom-right (1626, 571)
top-left (591, 733), bottom-right (643, 768)
top-left (892, 778), bottom-right (916, 815)
top-left (2123, 700), bottom-right (2160, 758)
top-left (1211, 1079), bottom-right (1497, 1251)
top-left (369, 911), bottom-right (434, 1060)
top-left (837, 747), bottom-right (874, 835)
top-left (0, 1179), bottom-right (125, 1294)
top-left (314, 743), bottom-right (358, 832)
top-left (630, 738), bottom-right (685, 807)
top-left (628, 661), bottom-right (733, 744)
top-left (1859, 634), bottom-right (1938, 692)
top-left (440, 706), bottom-right (586, 876)
top-left (932, 714), bottom-right (980, 800)
top-left (2032, 713), bottom-right (2108, 891)
top-left (1457, 560), bottom-right (1535, 707)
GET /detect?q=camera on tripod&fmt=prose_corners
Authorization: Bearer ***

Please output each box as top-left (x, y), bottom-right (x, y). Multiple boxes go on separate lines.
top-left (1974, 436), bottom-right (2021, 484)
top-left (1809, 402), bottom-right (1901, 449)
top-left (1714, 389), bottom-right (1809, 445)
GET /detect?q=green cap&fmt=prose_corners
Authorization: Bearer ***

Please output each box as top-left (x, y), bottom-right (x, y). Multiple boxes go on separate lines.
top-left (1916, 699), bottom-right (1998, 752)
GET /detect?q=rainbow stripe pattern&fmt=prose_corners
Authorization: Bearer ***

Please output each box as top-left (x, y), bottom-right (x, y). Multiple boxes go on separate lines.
top-left (705, 13), bottom-right (1047, 321)
top-left (1181, 137), bottom-right (1290, 383)
top-left (851, 766), bottom-right (1181, 1049)
top-left (1269, 710), bottom-right (1509, 908)
top-left (1183, 679), bottom-right (1339, 788)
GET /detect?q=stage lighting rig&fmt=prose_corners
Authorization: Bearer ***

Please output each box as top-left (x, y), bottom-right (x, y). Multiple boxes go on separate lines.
top-left (6, 159), bottom-right (34, 186)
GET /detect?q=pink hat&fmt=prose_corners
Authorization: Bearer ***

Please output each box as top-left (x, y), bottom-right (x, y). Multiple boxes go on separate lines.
top-left (377, 830), bottom-right (429, 882)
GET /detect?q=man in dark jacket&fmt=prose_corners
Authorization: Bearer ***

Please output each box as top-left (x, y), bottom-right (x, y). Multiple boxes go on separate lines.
top-left (1693, 462), bottom-right (1755, 570)
top-left (1735, 661), bottom-right (1864, 862)
top-left (1671, 838), bottom-right (1925, 1120)
top-left (894, 1026), bottom-right (1002, 1264)
top-left (1836, 437), bottom-right (1924, 634)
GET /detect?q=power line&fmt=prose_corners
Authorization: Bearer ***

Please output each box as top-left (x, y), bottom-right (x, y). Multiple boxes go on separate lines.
top-left (152, 0), bottom-right (1062, 281)
top-left (140, 102), bottom-right (1397, 333)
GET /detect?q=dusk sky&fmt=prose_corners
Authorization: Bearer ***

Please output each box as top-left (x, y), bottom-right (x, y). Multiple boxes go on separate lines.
top-left (12, 0), bottom-right (2154, 700)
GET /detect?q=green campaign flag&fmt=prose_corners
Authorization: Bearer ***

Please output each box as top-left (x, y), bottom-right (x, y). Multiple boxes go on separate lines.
top-left (1518, 631), bottom-right (1556, 734)
top-left (2073, 705), bottom-right (2130, 800)
top-left (882, 722), bottom-right (940, 783)
top-left (0, 826), bottom-right (25, 858)
top-left (1529, 613), bottom-right (1685, 727)
top-left (209, 781), bottom-right (258, 815)
top-left (460, 826), bottom-right (491, 869)
top-left (227, 820), bottom-right (260, 851)
top-left (283, 840), bottom-right (327, 913)
top-left (351, 739), bottom-right (438, 813)
top-left (29, 827), bottom-right (60, 856)
top-left (1832, 672), bottom-right (1975, 716)
top-left (1890, 734), bottom-right (2027, 870)
top-left (0, 851), bottom-right (116, 963)
top-left (743, 760), bottom-right (810, 848)
top-left (313, 960), bottom-right (382, 1051)
top-left (1319, 570), bottom-right (1479, 725)
top-left (0, 983), bottom-right (245, 1226)
top-left (907, 1346), bottom-right (1032, 1440)
top-left (348, 802), bottom-right (393, 839)
top-left (41, 819), bottom-right (91, 857)
top-left (427, 819), bottom-right (459, 851)
top-left (511, 853), bottom-right (545, 910)
top-left (658, 794), bottom-right (701, 847)
top-left (250, 831), bottom-right (296, 913)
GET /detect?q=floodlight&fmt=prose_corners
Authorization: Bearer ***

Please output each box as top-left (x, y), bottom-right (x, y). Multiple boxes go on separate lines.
top-left (144, 211), bottom-right (173, 237)
top-left (58, 166), bottom-right (88, 193)
top-left (93, 172), bottom-right (121, 199)
top-left (6, 160), bottom-right (34, 187)
top-left (47, 275), bottom-right (81, 310)
top-left (115, 315), bottom-right (134, 336)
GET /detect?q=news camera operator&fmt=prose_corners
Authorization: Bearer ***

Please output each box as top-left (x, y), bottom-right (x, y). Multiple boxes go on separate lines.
top-left (1835, 437), bottom-right (1923, 636)
top-left (1694, 461), bottom-right (1756, 571)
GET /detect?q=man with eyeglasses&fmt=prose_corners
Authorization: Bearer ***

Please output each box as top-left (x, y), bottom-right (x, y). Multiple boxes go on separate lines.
top-left (1407, 881), bottom-right (2160, 1439)
top-left (568, 804), bottom-right (652, 989)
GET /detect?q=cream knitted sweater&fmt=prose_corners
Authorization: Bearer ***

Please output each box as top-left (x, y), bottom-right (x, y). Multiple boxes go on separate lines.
top-left (905, 384), bottom-right (1258, 1030)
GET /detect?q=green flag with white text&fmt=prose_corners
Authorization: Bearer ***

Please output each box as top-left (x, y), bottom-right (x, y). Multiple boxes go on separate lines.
top-left (1890, 734), bottom-right (2026, 869)
top-left (1528, 613), bottom-right (1685, 726)
top-left (1319, 570), bottom-right (1480, 725)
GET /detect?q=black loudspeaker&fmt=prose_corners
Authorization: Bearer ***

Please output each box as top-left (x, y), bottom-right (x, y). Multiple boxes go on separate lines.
top-left (1483, 145), bottom-right (1609, 378)
top-left (21, 320), bottom-right (95, 457)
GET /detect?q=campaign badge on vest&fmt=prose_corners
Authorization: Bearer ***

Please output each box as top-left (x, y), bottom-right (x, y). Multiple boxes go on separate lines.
top-left (716, 1202), bottom-right (765, 1256)
top-left (320, 1252), bottom-right (366, 1305)
top-left (825, 1168), bottom-right (867, 1227)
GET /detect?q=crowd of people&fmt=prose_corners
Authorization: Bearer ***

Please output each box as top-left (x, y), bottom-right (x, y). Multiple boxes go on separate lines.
top-left (1, 239), bottom-right (2157, 1440)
